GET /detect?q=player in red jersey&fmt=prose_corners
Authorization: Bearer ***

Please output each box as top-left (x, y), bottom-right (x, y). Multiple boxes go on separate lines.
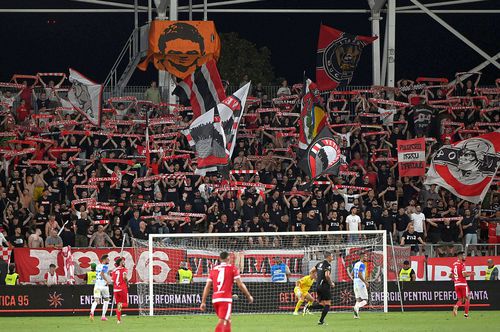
top-left (450, 251), bottom-right (475, 318)
top-left (111, 258), bottom-right (128, 324)
top-left (200, 251), bottom-right (254, 332)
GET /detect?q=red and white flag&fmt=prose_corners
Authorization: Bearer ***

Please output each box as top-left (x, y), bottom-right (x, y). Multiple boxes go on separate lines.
top-left (173, 59), bottom-right (226, 118)
top-left (183, 83), bottom-right (250, 175)
top-left (397, 138), bottom-right (426, 177)
top-left (425, 132), bottom-right (500, 203)
top-left (316, 25), bottom-right (377, 91)
top-left (1, 247), bottom-right (12, 264)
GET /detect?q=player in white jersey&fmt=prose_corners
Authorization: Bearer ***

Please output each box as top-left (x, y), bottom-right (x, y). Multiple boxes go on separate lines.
top-left (352, 252), bottom-right (369, 319)
top-left (90, 255), bottom-right (112, 321)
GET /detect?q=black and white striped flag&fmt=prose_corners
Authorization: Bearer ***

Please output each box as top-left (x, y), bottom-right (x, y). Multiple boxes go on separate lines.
top-left (173, 59), bottom-right (226, 118)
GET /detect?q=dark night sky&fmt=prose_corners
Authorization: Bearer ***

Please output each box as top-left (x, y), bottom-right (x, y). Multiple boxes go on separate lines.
top-left (0, 0), bottom-right (498, 86)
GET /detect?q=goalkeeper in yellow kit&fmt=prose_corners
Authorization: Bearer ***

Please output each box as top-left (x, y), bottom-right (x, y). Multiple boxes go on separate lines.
top-left (293, 270), bottom-right (317, 316)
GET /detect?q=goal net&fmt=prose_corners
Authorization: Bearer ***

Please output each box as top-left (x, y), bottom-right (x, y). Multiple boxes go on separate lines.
top-left (132, 231), bottom-right (389, 316)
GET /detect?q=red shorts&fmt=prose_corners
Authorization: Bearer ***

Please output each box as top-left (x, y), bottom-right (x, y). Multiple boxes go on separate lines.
top-left (114, 290), bottom-right (128, 307)
top-left (213, 302), bottom-right (232, 321)
top-left (454, 285), bottom-right (469, 299)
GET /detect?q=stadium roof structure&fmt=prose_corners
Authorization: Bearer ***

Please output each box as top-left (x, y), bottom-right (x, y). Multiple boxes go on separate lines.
top-left (2, 0), bottom-right (499, 89)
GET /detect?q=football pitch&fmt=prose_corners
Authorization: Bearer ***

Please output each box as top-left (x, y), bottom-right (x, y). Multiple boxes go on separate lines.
top-left (1, 311), bottom-right (499, 332)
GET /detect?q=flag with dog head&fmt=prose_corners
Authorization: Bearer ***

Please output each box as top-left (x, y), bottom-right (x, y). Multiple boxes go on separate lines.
top-left (67, 69), bottom-right (103, 126)
top-left (425, 132), bottom-right (500, 203)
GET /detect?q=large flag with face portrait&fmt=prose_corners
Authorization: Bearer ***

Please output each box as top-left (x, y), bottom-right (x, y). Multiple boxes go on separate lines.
top-left (138, 20), bottom-right (221, 79)
top-left (67, 68), bottom-right (103, 126)
top-left (316, 25), bottom-right (377, 91)
top-left (299, 126), bottom-right (342, 179)
top-left (425, 132), bottom-right (500, 203)
top-left (183, 83), bottom-right (250, 175)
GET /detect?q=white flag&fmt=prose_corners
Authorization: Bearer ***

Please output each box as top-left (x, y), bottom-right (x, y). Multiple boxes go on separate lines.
top-left (67, 68), bottom-right (102, 126)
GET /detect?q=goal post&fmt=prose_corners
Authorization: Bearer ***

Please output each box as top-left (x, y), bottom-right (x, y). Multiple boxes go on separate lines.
top-left (132, 230), bottom-right (392, 316)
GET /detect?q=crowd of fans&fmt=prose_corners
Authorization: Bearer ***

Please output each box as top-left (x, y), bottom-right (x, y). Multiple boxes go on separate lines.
top-left (0, 73), bottom-right (499, 258)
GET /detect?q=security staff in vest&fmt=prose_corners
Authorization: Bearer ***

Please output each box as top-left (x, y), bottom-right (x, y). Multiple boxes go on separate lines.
top-left (485, 259), bottom-right (498, 281)
top-left (271, 257), bottom-right (291, 283)
top-left (84, 263), bottom-right (97, 285)
top-left (399, 260), bottom-right (416, 282)
top-left (177, 262), bottom-right (193, 284)
top-left (5, 264), bottom-right (19, 285)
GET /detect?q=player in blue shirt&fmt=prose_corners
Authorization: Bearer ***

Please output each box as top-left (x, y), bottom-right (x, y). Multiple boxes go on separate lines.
top-left (352, 252), bottom-right (369, 319)
top-left (90, 254), bottom-right (112, 321)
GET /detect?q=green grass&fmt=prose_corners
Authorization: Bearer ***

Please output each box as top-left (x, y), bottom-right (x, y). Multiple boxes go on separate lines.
top-left (1, 311), bottom-right (498, 332)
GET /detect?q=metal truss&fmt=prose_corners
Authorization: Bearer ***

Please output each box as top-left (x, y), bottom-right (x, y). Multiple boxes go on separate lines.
top-left (1, 0), bottom-right (498, 87)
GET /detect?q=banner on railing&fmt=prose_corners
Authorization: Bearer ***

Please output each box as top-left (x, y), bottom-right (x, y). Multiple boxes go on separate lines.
top-left (13, 248), bottom-right (500, 285)
top-left (13, 247), bottom-right (184, 284)
top-left (410, 255), bottom-right (500, 281)
top-left (1, 282), bottom-right (500, 316)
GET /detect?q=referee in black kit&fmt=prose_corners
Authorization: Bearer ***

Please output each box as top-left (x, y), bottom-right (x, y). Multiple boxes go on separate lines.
top-left (313, 251), bottom-right (335, 325)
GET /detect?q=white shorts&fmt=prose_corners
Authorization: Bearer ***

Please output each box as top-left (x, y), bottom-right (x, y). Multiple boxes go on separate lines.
top-left (93, 285), bottom-right (110, 299)
top-left (354, 282), bottom-right (368, 300)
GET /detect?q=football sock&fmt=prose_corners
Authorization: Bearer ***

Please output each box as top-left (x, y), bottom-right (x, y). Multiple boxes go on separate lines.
top-left (215, 321), bottom-right (229, 332)
top-left (455, 300), bottom-right (463, 308)
top-left (102, 300), bottom-right (109, 317)
top-left (294, 300), bottom-right (304, 313)
top-left (319, 305), bottom-right (330, 323)
top-left (465, 300), bottom-right (470, 315)
top-left (358, 300), bottom-right (367, 308)
top-left (311, 302), bottom-right (324, 310)
top-left (116, 309), bottom-right (121, 321)
top-left (306, 301), bottom-right (313, 308)
top-left (90, 301), bottom-right (98, 315)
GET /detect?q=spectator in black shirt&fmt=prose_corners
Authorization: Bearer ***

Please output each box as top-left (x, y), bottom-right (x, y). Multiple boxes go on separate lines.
top-left (261, 212), bottom-right (278, 234)
top-left (240, 196), bottom-right (259, 224)
top-left (224, 201), bottom-right (240, 226)
top-left (269, 201), bottom-right (283, 226)
top-left (59, 223), bottom-right (75, 247)
top-left (462, 209), bottom-right (479, 256)
top-left (33, 206), bottom-right (49, 237)
top-left (325, 211), bottom-right (342, 231)
top-left (362, 210), bottom-right (377, 231)
top-left (378, 177), bottom-right (398, 207)
top-left (400, 224), bottom-right (425, 255)
top-left (134, 221), bottom-right (149, 240)
top-left (9, 227), bottom-right (26, 248)
top-left (437, 218), bottom-right (462, 257)
top-left (394, 208), bottom-right (410, 240)
top-left (426, 208), bottom-right (442, 244)
top-left (75, 212), bottom-right (91, 247)
top-left (215, 214), bottom-right (231, 233)
top-left (247, 216), bottom-right (264, 246)
top-left (379, 209), bottom-right (396, 238)
top-left (192, 191), bottom-right (207, 214)
top-left (277, 215), bottom-right (290, 232)
top-left (302, 210), bottom-right (321, 232)
top-left (367, 200), bottom-right (383, 221)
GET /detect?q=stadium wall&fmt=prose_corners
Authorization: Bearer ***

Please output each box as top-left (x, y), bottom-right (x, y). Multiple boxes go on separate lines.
top-left (11, 248), bottom-right (500, 284)
top-left (0, 282), bottom-right (498, 316)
